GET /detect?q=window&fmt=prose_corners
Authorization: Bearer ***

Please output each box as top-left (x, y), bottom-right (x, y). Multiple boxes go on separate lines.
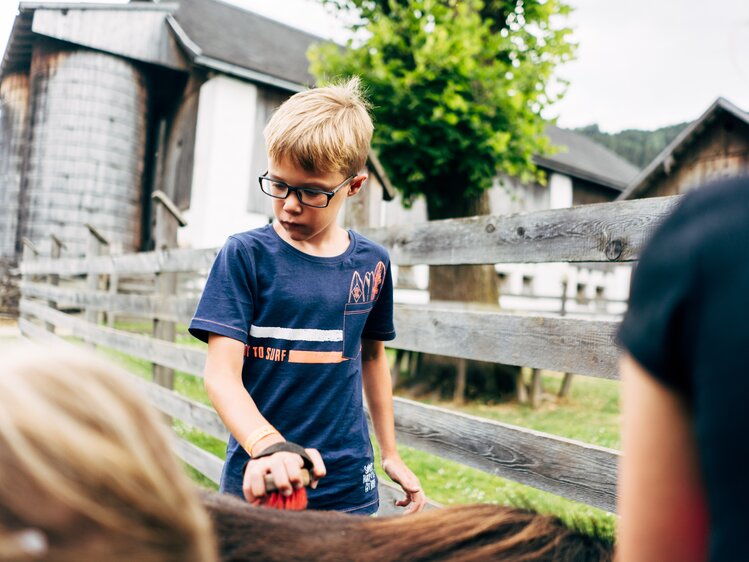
top-left (576, 282), bottom-right (587, 304)
top-left (522, 275), bottom-right (533, 296)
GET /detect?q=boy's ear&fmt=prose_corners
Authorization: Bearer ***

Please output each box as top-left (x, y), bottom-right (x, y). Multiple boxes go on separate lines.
top-left (347, 174), bottom-right (367, 197)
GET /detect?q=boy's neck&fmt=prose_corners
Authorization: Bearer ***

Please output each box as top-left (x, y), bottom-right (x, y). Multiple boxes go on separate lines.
top-left (272, 221), bottom-right (351, 258)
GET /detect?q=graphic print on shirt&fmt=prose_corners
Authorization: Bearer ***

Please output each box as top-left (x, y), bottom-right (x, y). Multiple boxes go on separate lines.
top-left (348, 261), bottom-right (386, 304)
top-left (245, 261), bottom-right (387, 363)
top-left (362, 462), bottom-right (377, 493)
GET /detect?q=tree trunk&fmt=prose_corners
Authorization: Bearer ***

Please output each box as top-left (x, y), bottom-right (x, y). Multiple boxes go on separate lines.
top-left (426, 191), bottom-right (499, 306)
top-left (397, 190), bottom-right (518, 402)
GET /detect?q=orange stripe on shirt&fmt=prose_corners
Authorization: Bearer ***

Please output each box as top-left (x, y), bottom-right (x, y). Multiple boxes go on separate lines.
top-left (287, 350), bottom-right (349, 364)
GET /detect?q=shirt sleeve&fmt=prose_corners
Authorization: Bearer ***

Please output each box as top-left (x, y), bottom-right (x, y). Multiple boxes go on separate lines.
top-left (362, 260), bottom-right (396, 341)
top-left (617, 204), bottom-right (698, 401)
top-left (188, 236), bottom-right (255, 344)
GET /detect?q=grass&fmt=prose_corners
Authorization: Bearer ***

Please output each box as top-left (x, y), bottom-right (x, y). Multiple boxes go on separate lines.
top-left (101, 323), bottom-right (618, 541)
top-left (448, 372), bottom-right (620, 449)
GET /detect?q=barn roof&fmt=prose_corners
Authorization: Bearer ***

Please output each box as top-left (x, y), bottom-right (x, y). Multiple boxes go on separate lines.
top-left (170, 0), bottom-right (321, 92)
top-left (617, 97), bottom-right (749, 200)
top-left (535, 125), bottom-right (640, 191)
top-left (1, 0), bottom-right (324, 91)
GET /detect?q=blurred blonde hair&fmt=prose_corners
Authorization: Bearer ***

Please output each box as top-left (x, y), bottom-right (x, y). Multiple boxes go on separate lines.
top-left (264, 76), bottom-right (374, 176)
top-left (0, 344), bottom-right (217, 562)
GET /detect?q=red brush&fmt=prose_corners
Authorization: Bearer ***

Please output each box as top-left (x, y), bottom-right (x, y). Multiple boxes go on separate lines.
top-left (261, 468), bottom-right (310, 510)
top-left (251, 442), bottom-right (314, 511)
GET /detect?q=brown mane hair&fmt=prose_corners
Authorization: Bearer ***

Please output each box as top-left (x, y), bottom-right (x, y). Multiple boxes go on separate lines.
top-left (202, 491), bottom-right (612, 562)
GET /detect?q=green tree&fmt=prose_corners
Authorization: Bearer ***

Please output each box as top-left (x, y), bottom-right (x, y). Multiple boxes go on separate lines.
top-left (310, 0), bottom-right (575, 399)
top-left (310, 0), bottom-right (575, 219)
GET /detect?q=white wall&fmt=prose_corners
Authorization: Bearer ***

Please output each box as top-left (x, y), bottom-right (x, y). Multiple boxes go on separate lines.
top-left (548, 172), bottom-right (573, 209)
top-left (180, 75), bottom-right (270, 249)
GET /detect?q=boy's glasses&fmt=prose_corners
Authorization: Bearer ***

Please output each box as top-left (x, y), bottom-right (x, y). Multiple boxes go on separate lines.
top-left (258, 173), bottom-right (355, 208)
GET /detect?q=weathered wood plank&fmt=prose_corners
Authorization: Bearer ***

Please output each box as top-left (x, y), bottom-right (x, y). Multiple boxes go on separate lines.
top-left (20, 247), bottom-right (219, 276)
top-left (19, 316), bottom-right (71, 347)
top-left (127, 377), bottom-right (229, 442)
top-left (363, 195), bottom-right (681, 265)
top-left (392, 304), bottom-right (621, 379)
top-left (392, 397), bottom-right (619, 512)
top-left (173, 438), bottom-right (223, 484)
top-left (20, 282), bottom-right (199, 324)
top-left (20, 299), bottom-right (206, 377)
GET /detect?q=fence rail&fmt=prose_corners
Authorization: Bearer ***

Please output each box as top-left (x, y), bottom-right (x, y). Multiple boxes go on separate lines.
top-left (363, 196), bottom-right (679, 265)
top-left (17, 194), bottom-right (682, 515)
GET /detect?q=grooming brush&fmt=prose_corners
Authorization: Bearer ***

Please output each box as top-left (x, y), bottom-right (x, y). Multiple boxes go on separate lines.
top-left (251, 442), bottom-right (314, 511)
top-left (261, 468), bottom-right (311, 510)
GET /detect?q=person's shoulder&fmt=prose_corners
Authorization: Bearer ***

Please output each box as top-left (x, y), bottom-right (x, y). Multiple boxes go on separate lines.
top-left (350, 230), bottom-right (390, 262)
top-left (225, 224), bottom-right (276, 252)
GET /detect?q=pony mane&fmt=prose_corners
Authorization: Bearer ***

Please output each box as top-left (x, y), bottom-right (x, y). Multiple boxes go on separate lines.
top-left (201, 491), bottom-right (612, 562)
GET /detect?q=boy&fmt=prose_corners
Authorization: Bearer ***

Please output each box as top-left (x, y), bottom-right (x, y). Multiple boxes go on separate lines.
top-left (189, 78), bottom-right (425, 515)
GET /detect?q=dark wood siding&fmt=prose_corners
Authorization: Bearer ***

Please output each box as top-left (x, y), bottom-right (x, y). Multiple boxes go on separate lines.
top-left (641, 113), bottom-right (749, 198)
top-left (0, 72), bottom-right (29, 260)
top-left (571, 177), bottom-right (621, 206)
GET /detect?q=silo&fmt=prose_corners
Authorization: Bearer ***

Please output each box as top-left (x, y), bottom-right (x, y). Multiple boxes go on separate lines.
top-left (0, 72), bottom-right (29, 262)
top-left (19, 45), bottom-right (148, 257)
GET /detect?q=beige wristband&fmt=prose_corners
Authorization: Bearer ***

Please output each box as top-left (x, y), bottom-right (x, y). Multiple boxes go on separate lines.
top-left (242, 424), bottom-right (279, 456)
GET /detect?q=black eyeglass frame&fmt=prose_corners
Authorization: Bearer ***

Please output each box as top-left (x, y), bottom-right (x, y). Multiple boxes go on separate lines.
top-left (258, 172), bottom-right (356, 208)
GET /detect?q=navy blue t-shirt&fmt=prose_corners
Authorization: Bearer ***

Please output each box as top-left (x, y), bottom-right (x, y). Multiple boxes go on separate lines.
top-left (189, 224), bottom-right (395, 515)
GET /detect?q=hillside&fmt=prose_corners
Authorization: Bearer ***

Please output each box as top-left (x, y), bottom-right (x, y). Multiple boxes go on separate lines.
top-left (573, 122), bottom-right (689, 169)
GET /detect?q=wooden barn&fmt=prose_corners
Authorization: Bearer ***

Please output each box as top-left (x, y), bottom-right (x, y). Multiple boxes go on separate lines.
top-left (618, 97), bottom-right (749, 200)
top-left (0, 0), bottom-right (394, 277)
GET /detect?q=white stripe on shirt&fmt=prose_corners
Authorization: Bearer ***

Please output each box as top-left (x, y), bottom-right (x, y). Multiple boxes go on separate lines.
top-left (249, 325), bottom-right (343, 342)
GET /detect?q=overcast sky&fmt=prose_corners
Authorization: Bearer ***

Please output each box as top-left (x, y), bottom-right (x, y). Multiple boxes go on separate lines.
top-left (1, 0), bottom-right (747, 132)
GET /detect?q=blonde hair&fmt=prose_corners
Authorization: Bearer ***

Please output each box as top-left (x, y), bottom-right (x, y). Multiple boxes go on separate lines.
top-left (264, 77), bottom-right (374, 176)
top-left (0, 345), bottom-right (217, 562)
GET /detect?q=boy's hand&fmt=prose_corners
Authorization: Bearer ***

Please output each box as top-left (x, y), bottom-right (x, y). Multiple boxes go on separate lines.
top-left (243, 445), bottom-right (326, 504)
top-left (382, 455), bottom-right (426, 514)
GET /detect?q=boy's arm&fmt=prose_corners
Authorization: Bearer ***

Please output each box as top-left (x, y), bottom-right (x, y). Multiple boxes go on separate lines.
top-left (205, 334), bottom-right (325, 500)
top-left (361, 338), bottom-right (426, 514)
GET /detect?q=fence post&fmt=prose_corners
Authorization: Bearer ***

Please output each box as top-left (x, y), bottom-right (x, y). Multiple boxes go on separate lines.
top-left (151, 190), bottom-right (186, 390)
top-left (390, 348), bottom-right (406, 389)
top-left (515, 368), bottom-right (529, 404)
top-left (559, 276), bottom-right (568, 317)
top-left (106, 242), bottom-right (122, 328)
top-left (453, 358), bottom-right (467, 405)
top-left (85, 225), bottom-right (109, 340)
top-left (45, 235), bottom-right (65, 333)
top-left (558, 276), bottom-right (574, 398)
top-left (530, 369), bottom-right (543, 408)
top-left (20, 238), bottom-right (39, 323)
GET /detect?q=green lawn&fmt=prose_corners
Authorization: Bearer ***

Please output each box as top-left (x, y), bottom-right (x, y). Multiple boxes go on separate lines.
top-left (100, 324), bottom-right (618, 542)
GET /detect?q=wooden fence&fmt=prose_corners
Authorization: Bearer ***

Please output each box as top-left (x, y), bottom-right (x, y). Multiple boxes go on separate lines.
top-left (17, 193), bottom-right (682, 515)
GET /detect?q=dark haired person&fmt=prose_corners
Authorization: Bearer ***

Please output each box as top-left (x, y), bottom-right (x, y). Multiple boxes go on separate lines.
top-left (617, 176), bottom-right (749, 561)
